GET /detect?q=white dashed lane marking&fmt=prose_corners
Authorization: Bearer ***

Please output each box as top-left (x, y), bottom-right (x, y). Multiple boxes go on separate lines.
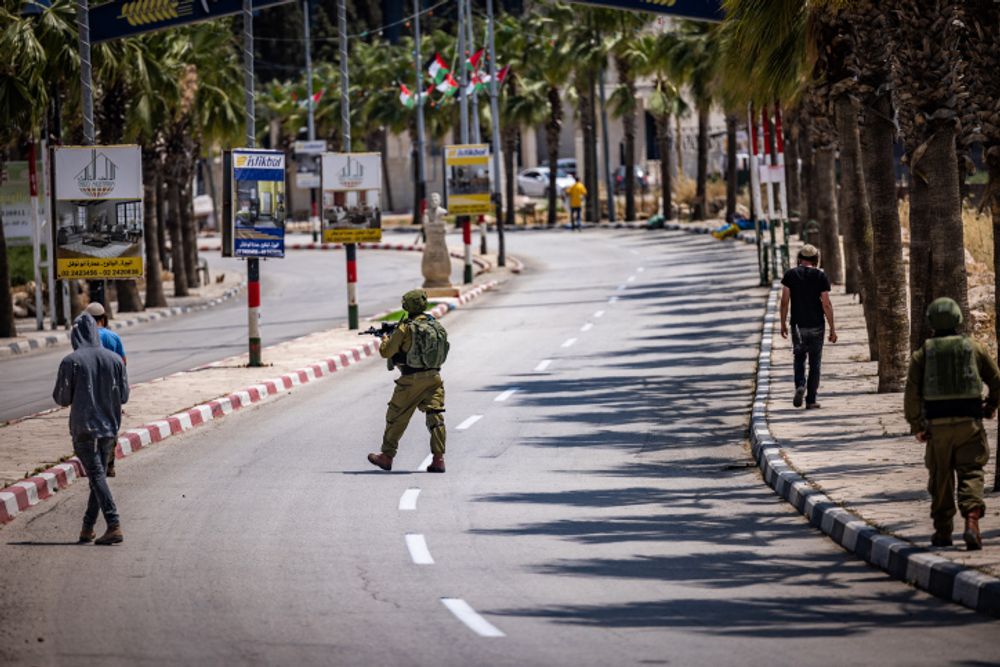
top-left (580, 323), bottom-right (593, 332)
top-left (534, 359), bottom-right (552, 372)
top-left (441, 598), bottom-right (506, 637)
top-left (626, 275), bottom-right (636, 283)
top-left (399, 488), bottom-right (421, 511)
top-left (406, 534), bottom-right (435, 564)
top-left (609, 296), bottom-right (619, 303)
top-left (495, 388), bottom-right (518, 402)
top-left (637, 267), bottom-right (645, 273)
top-left (629, 249), bottom-right (639, 255)
top-left (417, 454), bottom-right (433, 471)
top-left (616, 284), bottom-right (627, 291)
top-left (561, 338), bottom-right (577, 348)
top-left (593, 310), bottom-right (605, 318)
top-left (456, 415), bottom-right (483, 430)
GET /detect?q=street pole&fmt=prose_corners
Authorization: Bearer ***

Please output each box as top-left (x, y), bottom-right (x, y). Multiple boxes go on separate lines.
top-left (598, 69), bottom-right (615, 222)
top-left (486, 0), bottom-right (504, 266)
top-left (76, 0), bottom-right (103, 313)
top-left (467, 0), bottom-right (487, 255)
top-left (457, 0), bottom-right (472, 284)
top-left (243, 0), bottom-right (263, 366)
top-left (303, 0), bottom-right (319, 243)
top-left (338, 0), bottom-right (358, 329)
top-left (28, 141), bottom-right (43, 331)
top-left (413, 0), bottom-right (427, 227)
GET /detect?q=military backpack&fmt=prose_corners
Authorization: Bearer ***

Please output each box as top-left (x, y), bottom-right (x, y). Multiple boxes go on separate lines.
top-left (923, 335), bottom-right (981, 401)
top-left (405, 314), bottom-right (450, 369)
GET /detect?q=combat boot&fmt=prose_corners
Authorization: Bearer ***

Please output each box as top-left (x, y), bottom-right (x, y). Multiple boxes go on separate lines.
top-left (963, 509), bottom-right (983, 551)
top-left (367, 452), bottom-right (394, 471)
top-left (95, 524), bottom-right (123, 545)
top-left (427, 455), bottom-right (446, 473)
top-left (79, 526), bottom-right (96, 543)
top-left (931, 531), bottom-right (953, 547)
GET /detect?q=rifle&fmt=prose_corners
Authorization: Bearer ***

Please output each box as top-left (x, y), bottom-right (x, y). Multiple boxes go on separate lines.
top-left (358, 321), bottom-right (399, 337)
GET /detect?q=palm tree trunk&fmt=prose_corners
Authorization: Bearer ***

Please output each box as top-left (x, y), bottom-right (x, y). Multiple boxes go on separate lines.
top-left (167, 176), bottom-right (189, 298)
top-left (115, 281), bottom-right (143, 312)
top-left (503, 126), bottom-right (518, 228)
top-left (585, 73), bottom-right (600, 223)
top-left (861, 94), bottom-right (909, 390)
top-left (834, 95), bottom-right (878, 360)
top-left (694, 103), bottom-right (709, 220)
top-left (180, 165), bottom-right (199, 289)
top-left (725, 114), bottom-right (737, 224)
top-left (839, 168), bottom-right (860, 296)
top-left (143, 171), bottom-right (167, 309)
top-left (656, 114), bottom-right (673, 220)
top-left (987, 146), bottom-right (1000, 491)
top-left (909, 123), bottom-right (969, 346)
top-left (814, 146), bottom-right (844, 284)
top-left (546, 86), bottom-right (562, 227)
top-left (381, 128), bottom-right (394, 211)
top-left (156, 171), bottom-right (169, 269)
top-left (784, 111), bottom-right (802, 227)
top-left (800, 119), bottom-right (819, 230)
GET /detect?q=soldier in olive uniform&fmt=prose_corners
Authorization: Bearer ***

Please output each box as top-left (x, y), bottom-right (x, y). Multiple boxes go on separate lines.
top-left (904, 297), bottom-right (1000, 550)
top-left (368, 290), bottom-right (449, 473)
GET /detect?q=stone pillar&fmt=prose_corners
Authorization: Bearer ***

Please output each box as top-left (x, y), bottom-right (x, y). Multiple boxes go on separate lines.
top-left (421, 192), bottom-right (456, 295)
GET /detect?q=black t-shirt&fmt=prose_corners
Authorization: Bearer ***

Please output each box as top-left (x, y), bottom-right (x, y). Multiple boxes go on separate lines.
top-left (781, 265), bottom-right (831, 329)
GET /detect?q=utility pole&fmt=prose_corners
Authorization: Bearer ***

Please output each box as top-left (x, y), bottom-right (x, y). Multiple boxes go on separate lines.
top-left (76, 0), bottom-right (102, 314)
top-left (457, 0), bottom-right (472, 284)
top-left (413, 0), bottom-right (427, 227)
top-left (467, 0), bottom-right (486, 255)
top-left (303, 0), bottom-right (319, 243)
top-left (599, 69), bottom-right (615, 222)
top-left (486, 0), bottom-right (504, 266)
top-left (243, 0), bottom-right (263, 365)
top-left (338, 0), bottom-right (358, 329)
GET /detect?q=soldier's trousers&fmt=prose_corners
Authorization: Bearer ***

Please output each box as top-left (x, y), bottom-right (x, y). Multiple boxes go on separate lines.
top-left (381, 370), bottom-right (446, 458)
top-left (924, 417), bottom-right (989, 534)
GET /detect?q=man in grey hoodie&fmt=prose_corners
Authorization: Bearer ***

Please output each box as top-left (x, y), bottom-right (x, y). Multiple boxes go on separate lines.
top-left (53, 313), bottom-right (130, 545)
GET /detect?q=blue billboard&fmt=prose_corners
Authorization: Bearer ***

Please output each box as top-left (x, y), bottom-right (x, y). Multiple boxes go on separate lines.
top-left (89, 0), bottom-right (293, 43)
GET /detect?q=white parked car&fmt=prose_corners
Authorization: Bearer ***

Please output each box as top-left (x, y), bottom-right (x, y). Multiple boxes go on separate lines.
top-left (516, 167), bottom-right (575, 198)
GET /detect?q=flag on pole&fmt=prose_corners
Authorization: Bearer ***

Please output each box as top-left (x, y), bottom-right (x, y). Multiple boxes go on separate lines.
top-left (467, 48), bottom-right (484, 71)
top-left (399, 83), bottom-right (416, 109)
top-left (428, 53), bottom-right (450, 85)
top-left (466, 72), bottom-right (484, 96)
top-left (436, 72), bottom-right (459, 97)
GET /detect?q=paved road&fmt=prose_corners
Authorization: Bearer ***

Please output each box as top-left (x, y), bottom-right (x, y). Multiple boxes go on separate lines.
top-left (1, 230), bottom-right (997, 666)
top-left (0, 241), bottom-right (457, 422)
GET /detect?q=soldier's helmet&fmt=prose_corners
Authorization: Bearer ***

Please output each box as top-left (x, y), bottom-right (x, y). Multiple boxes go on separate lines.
top-left (402, 289), bottom-right (428, 315)
top-left (926, 297), bottom-right (963, 331)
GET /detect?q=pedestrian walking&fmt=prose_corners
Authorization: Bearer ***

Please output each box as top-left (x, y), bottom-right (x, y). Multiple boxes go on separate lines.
top-left (52, 312), bottom-right (129, 545)
top-left (85, 302), bottom-right (125, 477)
top-left (566, 176), bottom-right (587, 231)
top-left (368, 290), bottom-right (449, 473)
top-left (904, 297), bottom-right (1000, 550)
top-left (779, 244), bottom-right (837, 409)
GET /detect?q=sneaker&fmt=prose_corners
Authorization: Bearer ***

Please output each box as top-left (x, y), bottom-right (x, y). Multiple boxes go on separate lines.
top-left (806, 402), bottom-right (821, 410)
top-left (367, 452), bottom-right (393, 471)
top-left (95, 524), bottom-right (123, 545)
top-left (793, 387), bottom-right (806, 408)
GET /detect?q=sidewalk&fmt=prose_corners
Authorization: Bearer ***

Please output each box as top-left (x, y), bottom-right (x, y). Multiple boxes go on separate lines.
top-left (2, 272), bottom-right (245, 360)
top-left (758, 286), bottom-right (1000, 613)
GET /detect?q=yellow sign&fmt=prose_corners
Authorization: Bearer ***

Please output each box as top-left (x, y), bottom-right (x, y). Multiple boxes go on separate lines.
top-left (57, 256), bottom-right (143, 279)
top-left (323, 228), bottom-right (382, 244)
top-left (445, 144), bottom-right (491, 215)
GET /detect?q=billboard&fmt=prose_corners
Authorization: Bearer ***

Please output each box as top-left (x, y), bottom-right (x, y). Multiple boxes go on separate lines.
top-left (53, 146), bottom-right (144, 279)
top-left (89, 0), bottom-right (295, 43)
top-left (294, 140), bottom-right (326, 189)
top-left (321, 153), bottom-right (382, 243)
top-left (566, 0), bottom-right (722, 21)
top-left (1, 159), bottom-right (47, 247)
top-left (225, 149), bottom-right (286, 258)
top-left (445, 144), bottom-right (491, 215)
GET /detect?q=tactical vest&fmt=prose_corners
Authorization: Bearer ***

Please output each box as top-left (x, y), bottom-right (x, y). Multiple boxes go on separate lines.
top-left (404, 314), bottom-right (450, 370)
top-left (923, 336), bottom-right (981, 401)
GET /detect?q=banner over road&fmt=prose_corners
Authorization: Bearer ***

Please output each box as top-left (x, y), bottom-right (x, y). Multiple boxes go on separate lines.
top-left (89, 0), bottom-right (293, 43)
top-left (567, 0), bottom-right (722, 21)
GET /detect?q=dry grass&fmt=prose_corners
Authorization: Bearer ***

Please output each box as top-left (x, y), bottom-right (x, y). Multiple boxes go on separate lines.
top-left (964, 206), bottom-right (993, 267)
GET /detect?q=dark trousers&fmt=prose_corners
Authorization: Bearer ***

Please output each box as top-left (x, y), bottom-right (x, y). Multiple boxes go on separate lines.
top-left (792, 326), bottom-right (824, 404)
top-left (570, 207), bottom-right (582, 229)
top-left (73, 435), bottom-right (119, 528)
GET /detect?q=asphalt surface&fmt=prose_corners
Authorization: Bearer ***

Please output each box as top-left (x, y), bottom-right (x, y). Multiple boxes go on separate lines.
top-left (0, 238), bottom-right (453, 422)
top-left (1, 230), bottom-right (998, 666)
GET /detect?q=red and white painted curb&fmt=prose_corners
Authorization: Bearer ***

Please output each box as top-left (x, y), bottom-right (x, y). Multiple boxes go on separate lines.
top-left (0, 280), bottom-right (500, 526)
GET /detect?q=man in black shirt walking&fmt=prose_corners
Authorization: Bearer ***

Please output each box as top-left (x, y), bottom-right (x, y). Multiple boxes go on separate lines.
top-left (779, 244), bottom-right (838, 409)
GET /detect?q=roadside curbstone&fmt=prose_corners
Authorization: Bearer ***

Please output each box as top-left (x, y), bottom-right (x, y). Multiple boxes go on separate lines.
top-left (749, 282), bottom-right (1000, 618)
top-left (0, 279), bottom-right (501, 526)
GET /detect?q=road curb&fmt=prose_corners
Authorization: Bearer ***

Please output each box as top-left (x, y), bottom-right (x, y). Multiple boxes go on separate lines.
top-left (0, 280), bottom-right (501, 526)
top-left (1, 283), bottom-right (246, 360)
top-left (750, 282), bottom-right (1000, 618)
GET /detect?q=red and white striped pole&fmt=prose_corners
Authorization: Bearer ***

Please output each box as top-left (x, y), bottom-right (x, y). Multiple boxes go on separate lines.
top-left (346, 241), bottom-right (358, 328)
top-left (463, 217), bottom-right (473, 284)
top-left (248, 258), bottom-right (261, 364)
top-left (773, 103), bottom-right (788, 220)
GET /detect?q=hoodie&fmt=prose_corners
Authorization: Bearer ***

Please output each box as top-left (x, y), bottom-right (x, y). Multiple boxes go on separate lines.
top-left (52, 313), bottom-right (130, 439)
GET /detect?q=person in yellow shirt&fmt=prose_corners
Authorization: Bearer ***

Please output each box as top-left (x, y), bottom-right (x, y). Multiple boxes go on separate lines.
top-left (565, 176), bottom-right (587, 231)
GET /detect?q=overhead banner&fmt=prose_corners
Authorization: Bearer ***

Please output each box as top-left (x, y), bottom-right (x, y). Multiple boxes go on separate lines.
top-left (1, 159), bottom-right (47, 247)
top-left (89, 0), bottom-right (295, 43)
top-left (294, 140), bottom-right (326, 189)
top-left (53, 146), bottom-right (144, 279)
top-left (321, 153), bottom-right (382, 243)
top-left (565, 0), bottom-right (722, 21)
top-left (225, 149), bottom-right (287, 258)
top-left (445, 144), bottom-right (491, 215)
